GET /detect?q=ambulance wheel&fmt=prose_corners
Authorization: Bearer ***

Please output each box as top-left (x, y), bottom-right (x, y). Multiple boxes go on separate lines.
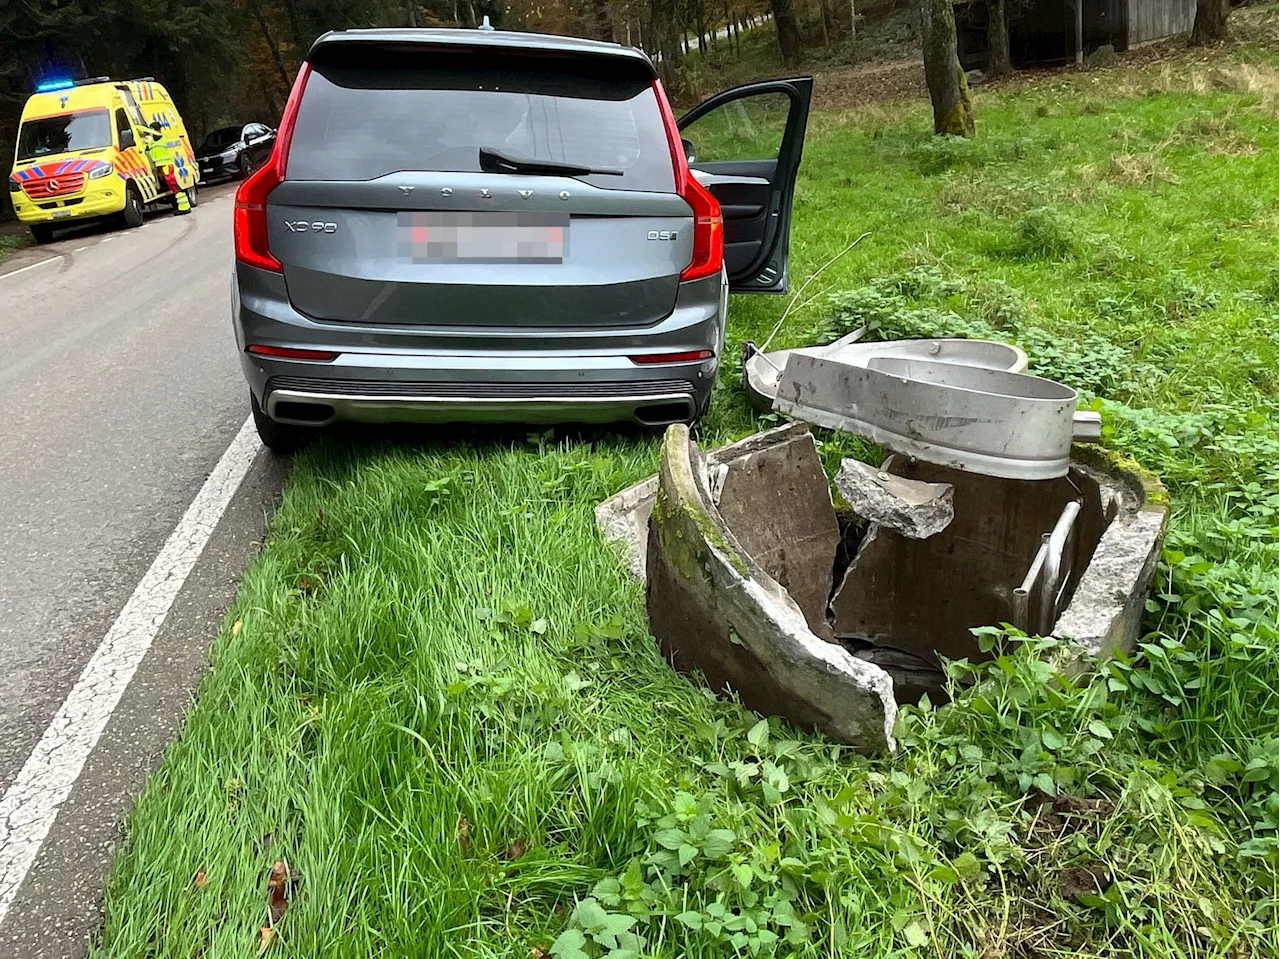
top-left (187, 181), bottom-right (198, 208)
top-left (121, 185), bottom-right (145, 228)
top-left (30, 224), bottom-right (55, 245)
top-left (251, 392), bottom-right (313, 454)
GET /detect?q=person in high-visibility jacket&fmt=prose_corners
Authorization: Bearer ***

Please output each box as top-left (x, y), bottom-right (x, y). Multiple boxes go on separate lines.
top-left (146, 121), bottom-right (191, 215)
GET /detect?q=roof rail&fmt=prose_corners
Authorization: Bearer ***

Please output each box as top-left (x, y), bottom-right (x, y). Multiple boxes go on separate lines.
top-left (74, 76), bottom-right (112, 86)
top-left (128, 76), bottom-right (157, 82)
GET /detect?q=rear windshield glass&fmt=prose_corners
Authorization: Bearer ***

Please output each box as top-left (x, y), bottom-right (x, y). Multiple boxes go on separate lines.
top-left (17, 109), bottom-right (112, 161)
top-left (288, 48), bottom-right (674, 192)
top-left (199, 127), bottom-right (242, 152)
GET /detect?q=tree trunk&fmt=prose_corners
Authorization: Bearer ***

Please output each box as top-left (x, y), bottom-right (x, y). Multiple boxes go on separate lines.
top-left (920, 0), bottom-right (974, 136)
top-left (986, 0), bottom-right (1011, 75)
top-left (245, 0), bottom-right (291, 88)
top-left (771, 0), bottom-right (803, 66)
top-left (592, 0), bottom-right (613, 42)
top-left (1191, 0), bottom-right (1230, 44)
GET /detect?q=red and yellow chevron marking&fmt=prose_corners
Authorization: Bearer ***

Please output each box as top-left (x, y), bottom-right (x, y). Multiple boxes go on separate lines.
top-left (112, 147), bottom-right (149, 179)
top-left (11, 157), bottom-right (105, 181)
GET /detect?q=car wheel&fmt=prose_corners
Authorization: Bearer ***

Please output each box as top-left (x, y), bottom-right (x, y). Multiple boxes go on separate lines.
top-left (186, 179), bottom-right (198, 208)
top-left (120, 184), bottom-right (144, 228)
top-left (251, 391), bottom-right (313, 454)
top-left (30, 223), bottom-right (55, 244)
top-left (238, 156), bottom-right (253, 179)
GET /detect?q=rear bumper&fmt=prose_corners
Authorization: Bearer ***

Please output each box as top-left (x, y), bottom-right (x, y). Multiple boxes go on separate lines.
top-left (266, 382), bottom-right (697, 427)
top-left (233, 265), bottom-right (726, 427)
top-left (198, 157), bottom-right (237, 181)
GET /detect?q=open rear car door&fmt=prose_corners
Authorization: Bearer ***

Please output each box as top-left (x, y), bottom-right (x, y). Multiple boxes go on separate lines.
top-left (678, 77), bottom-right (813, 293)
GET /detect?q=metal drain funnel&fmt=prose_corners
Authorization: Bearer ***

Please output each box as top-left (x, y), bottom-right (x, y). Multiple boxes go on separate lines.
top-left (774, 353), bottom-right (1078, 480)
top-left (744, 336), bottom-right (1029, 412)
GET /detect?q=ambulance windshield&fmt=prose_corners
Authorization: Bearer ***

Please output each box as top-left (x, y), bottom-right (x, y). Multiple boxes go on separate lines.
top-left (17, 109), bottom-right (112, 161)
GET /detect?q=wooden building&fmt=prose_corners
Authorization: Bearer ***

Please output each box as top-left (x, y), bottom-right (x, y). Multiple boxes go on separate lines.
top-left (957, 0), bottom-right (1197, 70)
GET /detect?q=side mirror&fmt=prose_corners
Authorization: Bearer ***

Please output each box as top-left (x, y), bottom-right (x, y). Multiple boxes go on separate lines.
top-left (681, 137), bottom-right (696, 165)
top-left (119, 128), bottom-right (136, 149)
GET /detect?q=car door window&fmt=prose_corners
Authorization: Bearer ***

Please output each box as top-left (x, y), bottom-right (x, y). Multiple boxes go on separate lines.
top-left (678, 78), bottom-right (812, 293)
top-left (679, 92), bottom-right (790, 166)
top-left (114, 108), bottom-right (133, 147)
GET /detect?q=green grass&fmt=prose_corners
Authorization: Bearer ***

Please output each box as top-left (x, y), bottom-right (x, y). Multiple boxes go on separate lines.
top-left (0, 229), bottom-right (33, 265)
top-left (96, 16), bottom-right (1278, 959)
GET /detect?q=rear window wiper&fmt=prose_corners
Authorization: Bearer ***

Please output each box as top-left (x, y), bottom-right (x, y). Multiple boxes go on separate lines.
top-left (478, 145), bottom-right (623, 178)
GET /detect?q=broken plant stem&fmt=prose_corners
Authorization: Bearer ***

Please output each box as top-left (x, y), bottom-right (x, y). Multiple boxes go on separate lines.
top-left (760, 232), bottom-right (871, 351)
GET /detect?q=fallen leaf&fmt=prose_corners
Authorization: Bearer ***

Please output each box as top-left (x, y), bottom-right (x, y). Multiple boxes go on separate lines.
top-left (502, 838), bottom-right (528, 861)
top-left (457, 815), bottom-right (472, 856)
top-left (266, 860), bottom-right (290, 923)
top-left (231, 620), bottom-right (242, 636)
top-left (194, 870), bottom-right (207, 889)
top-left (529, 948), bottom-right (546, 958)
top-left (258, 926), bottom-right (275, 951)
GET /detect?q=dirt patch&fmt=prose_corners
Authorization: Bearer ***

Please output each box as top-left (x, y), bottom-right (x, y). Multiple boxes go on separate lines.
top-left (1057, 861), bottom-right (1110, 900)
top-left (1025, 789), bottom-right (1116, 831)
top-left (813, 58), bottom-right (927, 111)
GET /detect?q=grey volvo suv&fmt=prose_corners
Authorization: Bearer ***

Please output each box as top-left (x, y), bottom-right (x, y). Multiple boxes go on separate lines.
top-left (232, 26), bottom-right (811, 450)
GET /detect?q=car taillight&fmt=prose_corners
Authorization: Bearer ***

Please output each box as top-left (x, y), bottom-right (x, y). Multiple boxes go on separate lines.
top-left (652, 79), bottom-right (724, 283)
top-left (679, 175), bottom-right (724, 281)
top-left (247, 344), bottom-right (339, 361)
top-left (234, 62), bottom-right (311, 273)
top-left (629, 349), bottom-right (714, 365)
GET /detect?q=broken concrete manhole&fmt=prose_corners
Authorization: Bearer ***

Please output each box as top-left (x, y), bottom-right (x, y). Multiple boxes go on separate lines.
top-left (596, 423), bottom-right (1167, 753)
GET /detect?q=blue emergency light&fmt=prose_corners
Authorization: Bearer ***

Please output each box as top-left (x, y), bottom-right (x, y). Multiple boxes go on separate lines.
top-left (36, 79), bottom-right (75, 92)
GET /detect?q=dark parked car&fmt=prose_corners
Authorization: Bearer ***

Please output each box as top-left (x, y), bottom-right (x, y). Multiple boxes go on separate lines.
top-left (196, 123), bottom-right (275, 182)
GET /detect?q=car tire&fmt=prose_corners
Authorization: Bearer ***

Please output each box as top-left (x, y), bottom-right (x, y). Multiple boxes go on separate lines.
top-left (120, 184), bottom-right (144, 228)
top-left (238, 156), bottom-right (252, 180)
top-left (30, 223), bottom-right (55, 245)
top-left (251, 391), bottom-right (313, 454)
top-left (187, 179), bottom-right (198, 208)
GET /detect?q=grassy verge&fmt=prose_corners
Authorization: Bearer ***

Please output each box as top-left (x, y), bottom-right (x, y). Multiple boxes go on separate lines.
top-left (97, 13), bottom-right (1278, 959)
top-left (0, 227), bottom-right (33, 265)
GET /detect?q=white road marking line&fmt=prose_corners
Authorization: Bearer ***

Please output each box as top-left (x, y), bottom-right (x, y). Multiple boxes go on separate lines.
top-left (0, 258), bottom-right (61, 282)
top-left (0, 417), bottom-right (262, 927)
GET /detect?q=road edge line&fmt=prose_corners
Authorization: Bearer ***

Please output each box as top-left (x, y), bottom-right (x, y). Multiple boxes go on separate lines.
top-left (0, 257), bottom-right (61, 282)
top-left (0, 416), bottom-right (262, 927)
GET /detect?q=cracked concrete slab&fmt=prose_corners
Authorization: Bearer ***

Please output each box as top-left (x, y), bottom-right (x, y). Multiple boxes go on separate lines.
top-left (595, 422), bottom-right (814, 582)
top-left (644, 425), bottom-right (896, 753)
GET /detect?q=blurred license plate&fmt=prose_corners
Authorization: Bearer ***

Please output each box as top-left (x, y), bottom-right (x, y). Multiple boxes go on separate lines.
top-left (51, 209), bottom-right (71, 218)
top-left (397, 212), bottom-right (568, 264)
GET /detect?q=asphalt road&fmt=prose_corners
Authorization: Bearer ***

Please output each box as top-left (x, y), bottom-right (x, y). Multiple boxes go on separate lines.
top-left (0, 185), bottom-right (286, 957)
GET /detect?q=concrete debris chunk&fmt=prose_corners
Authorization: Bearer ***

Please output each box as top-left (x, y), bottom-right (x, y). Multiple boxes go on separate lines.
top-left (834, 459), bottom-right (954, 539)
top-left (595, 422), bottom-right (812, 582)
top-left (645, 425), bottom-right (897, 753)
top-left (714, 429), bottom-right (840, 640)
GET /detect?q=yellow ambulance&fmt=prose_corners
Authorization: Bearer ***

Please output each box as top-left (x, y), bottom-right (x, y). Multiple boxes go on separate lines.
top-left (8, 76), bottom-right (199, 243)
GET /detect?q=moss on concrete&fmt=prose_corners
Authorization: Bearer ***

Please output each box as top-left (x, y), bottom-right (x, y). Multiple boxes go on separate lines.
top-left (1071, 443), bottom-right (1170, 509)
